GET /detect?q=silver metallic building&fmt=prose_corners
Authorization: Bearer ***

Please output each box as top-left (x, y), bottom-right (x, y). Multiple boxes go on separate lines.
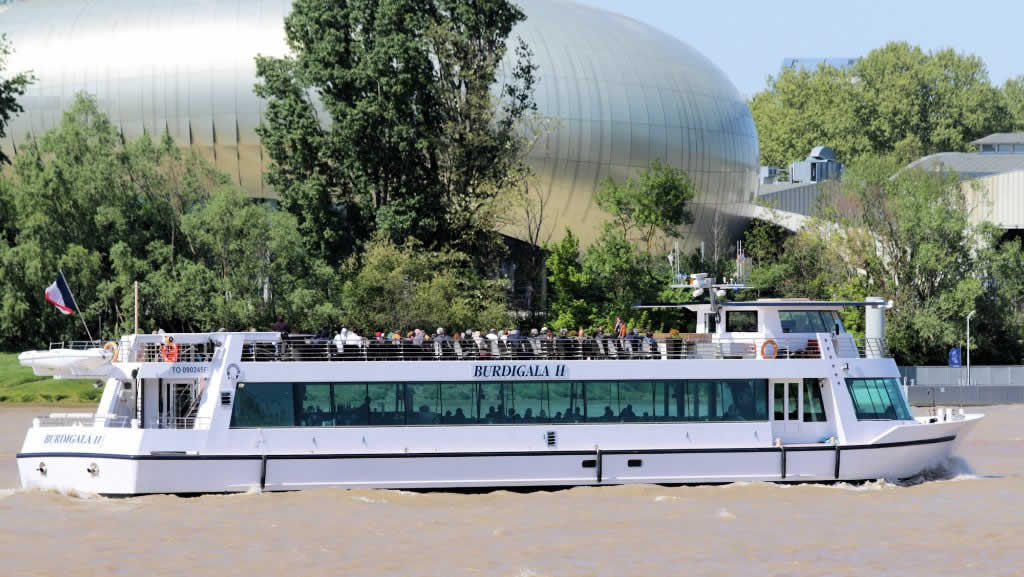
top-left (1, 0), bottom-right (759, 249)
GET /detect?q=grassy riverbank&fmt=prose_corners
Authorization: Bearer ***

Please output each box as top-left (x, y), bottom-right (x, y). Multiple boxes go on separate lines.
top-left (0, 353), bottom-right (99, 404)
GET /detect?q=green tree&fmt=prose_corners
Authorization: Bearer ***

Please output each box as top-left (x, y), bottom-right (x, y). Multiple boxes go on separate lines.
top-left (0, 35), bottom-right (33, 165)
top-left (0, 93), bottom-right (332, 347)
top-left (339, 236), bottom-right (509, 332)
top-left (1003, 75), bottom-right (1024, 132)
top-left (747, 154), bottom-right (1021, 364)
top-left (751, 42), bottom-right (1010, 166)
top-left (544, 229), bottom-right (594, 330)
top-left (557, 160), bottom-right (697, 328)
top-left (594, 159), bottom-right (695, 253)
top-left (255, 0), bottom-right (536, 265)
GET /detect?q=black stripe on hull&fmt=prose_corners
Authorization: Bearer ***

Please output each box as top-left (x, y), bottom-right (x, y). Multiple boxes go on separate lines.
top-left (17, 434), bottom-right (957, 461)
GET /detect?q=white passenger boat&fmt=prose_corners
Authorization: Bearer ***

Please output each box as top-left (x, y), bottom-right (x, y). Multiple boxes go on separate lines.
top-left (16, 277), bottom-right (981, 495)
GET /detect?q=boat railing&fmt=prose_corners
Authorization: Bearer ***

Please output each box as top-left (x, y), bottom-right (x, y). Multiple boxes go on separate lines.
top-left (237, 335), bottom-right (889, 361)
top-left (146, 416), bottom-right (211, 430)
top-left (33, 413), bottom-right (133, 428)
top-left (33, 413), bottom-right (211, 430)
top-left (122, 341), bottom-right (216, 363)
top-left (48, 341), bottom-right (104, 350)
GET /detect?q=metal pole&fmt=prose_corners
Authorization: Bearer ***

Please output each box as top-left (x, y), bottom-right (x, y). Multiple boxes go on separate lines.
top-left (60, 269), bottom-right (94, 343)
top-left (966, 310), bottom-right (976, 386)
top-left (134, 281), bottom-right (139, 335)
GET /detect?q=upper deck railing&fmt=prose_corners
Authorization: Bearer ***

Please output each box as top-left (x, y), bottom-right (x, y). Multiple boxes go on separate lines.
top-left (45, 333), bottom-right (889, 363)
top-left (238, 335), bottom-right (887, 362)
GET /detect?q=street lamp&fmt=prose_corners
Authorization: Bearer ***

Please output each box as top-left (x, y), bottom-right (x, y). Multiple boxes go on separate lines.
top-left (966, 310), bottom-right (976, 386)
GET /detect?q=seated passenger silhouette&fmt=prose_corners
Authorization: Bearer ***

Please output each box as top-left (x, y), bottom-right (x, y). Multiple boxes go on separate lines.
top-left (454, 407), bottom-right (467, 423)
top-left (602, 406), bottom-right (615, 421)
top-left (620, 404), bottom-right (636, 421)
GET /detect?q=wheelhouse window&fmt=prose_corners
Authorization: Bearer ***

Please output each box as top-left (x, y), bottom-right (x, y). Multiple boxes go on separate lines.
top-left (779, 310), bottom-right (843, 333)
top-left (725, 310), bottom-right (758, 332)
top-left (845, 378), bottom-right (911, 420)
top-left (229, 379), bottom-right (770, 427)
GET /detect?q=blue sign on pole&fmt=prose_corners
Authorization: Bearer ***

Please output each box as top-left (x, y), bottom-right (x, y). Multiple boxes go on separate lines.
top-left (949, 346), bottom-right (961, 368)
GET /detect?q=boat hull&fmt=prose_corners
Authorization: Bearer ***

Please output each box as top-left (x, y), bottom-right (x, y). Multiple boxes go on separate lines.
top-left (17, 419), bottom-right (977, 495)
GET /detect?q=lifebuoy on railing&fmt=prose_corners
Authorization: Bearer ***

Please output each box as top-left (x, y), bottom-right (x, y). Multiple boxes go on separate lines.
top-left (760, 339), bottom-right (779, 359)
top-left (103, 341), bottom-right (119, 362)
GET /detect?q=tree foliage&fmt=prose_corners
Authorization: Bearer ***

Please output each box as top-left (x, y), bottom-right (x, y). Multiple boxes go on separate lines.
top-left (339, 235), bottom-right (510, 332)
top-left (545, 161), bottom-right (696, 331)
top-left (255, 0), bottom-right (537, 265)
top-left (1003, 75), bottom-right (1024, 132)
top-left (752, 42), bottom-right (1010, 166)
top-left (749, 155), bottom-right (1024, 364)
top-left (0, 34), bottom-right (33, 165)
top-left (0, 95), bottom-right (324, 347)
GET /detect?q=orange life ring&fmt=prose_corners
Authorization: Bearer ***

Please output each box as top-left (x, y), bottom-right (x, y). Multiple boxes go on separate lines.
top-left (760, 339), bottom-right (779, 359)
top-left (102, 341), bottom-right (119, 362)
top-left (160, 342), bottom-right (180, 363)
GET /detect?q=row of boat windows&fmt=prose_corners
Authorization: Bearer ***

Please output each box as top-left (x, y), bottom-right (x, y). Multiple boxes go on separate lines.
top-left (846, 378), bottom-right (912, 420)
top-left (229, 379), bottom-right (784, 428)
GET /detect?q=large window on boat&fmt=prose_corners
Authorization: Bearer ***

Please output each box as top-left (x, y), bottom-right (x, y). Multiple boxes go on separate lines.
top-left (779, 310), bottom-right (843, 333)
top-left (230, 382), bottom-right (296, 427)
top-left (229, 379), bottom-right (770, 427)
top-left (725, 310), bottom-right (758, 332)
top-left (845, 378), bottom-right (911, 420)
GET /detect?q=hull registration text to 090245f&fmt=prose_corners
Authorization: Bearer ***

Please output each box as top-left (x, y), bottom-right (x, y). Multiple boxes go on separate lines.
top-left (472, 364), bottom-right (568, 378)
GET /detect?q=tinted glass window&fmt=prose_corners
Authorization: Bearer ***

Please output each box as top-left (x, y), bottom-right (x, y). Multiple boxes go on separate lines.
top-left (779, 310), bottom-right (839, 333)
top-left (479, 382), bottom-right (509, 423)
top-left (406, 383), bottom-right (440, 425)
top-left (846, 378), bottom-right (911, 420)
top-left (585, 381), bottom-right (618, 422)
top-left (618, 381), bottom-right (654, 422)
top-left (547, 382), bottom-right (582, 422)
top-left (726, 310), bottom-right (758, 332)
top-left (298, 383), bottom-right (333, 427)
top-left (334, 383), bottom-right (369, 426)
top-left (441, 383), bottom-right (476, 424)
top-left (231, 382), bottom-right (295, 427)
top-left (511, 382), bottom-right (547, 422)
top-left (368, 383), bottom-right (405, 425)
top-left (803, 379), bottom-right (827, 422)
top-left (230, 379), bottom-right (771, 427)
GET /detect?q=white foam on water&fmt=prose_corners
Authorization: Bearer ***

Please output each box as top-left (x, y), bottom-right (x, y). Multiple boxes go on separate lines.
top-left (0, 488), bottom-right (17, 500)
top-left (351, 495), bottom-right (388, 504)
top-left (653, 495), bottom-right (680, 502)
top-left (716, 507), bottom-right (736, 520)
top-left (897, 456), bottom-right (979, 487)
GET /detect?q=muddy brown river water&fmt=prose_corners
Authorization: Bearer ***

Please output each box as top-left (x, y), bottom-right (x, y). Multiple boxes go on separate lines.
top-left (0, 404), bottom-right (1022, 577)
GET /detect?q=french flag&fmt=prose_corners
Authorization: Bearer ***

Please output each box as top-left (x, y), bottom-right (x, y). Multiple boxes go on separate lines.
top-left (44, 271), bottom-right (77, 315)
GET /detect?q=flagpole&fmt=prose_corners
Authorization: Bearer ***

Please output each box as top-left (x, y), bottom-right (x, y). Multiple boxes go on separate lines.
top-left (60, 269), bottom-right (95, 343)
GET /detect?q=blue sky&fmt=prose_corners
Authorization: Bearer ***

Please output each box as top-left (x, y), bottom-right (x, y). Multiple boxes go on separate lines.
top-left (576, 0), bottom-right (1021, 98)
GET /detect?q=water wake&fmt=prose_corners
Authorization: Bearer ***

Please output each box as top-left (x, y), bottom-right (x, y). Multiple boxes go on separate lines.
top-left (896, 455), bottom-right (978, 486)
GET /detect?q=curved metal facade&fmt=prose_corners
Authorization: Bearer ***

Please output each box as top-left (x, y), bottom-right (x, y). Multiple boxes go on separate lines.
top-left (1, 0), bottom-right (759, 249)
